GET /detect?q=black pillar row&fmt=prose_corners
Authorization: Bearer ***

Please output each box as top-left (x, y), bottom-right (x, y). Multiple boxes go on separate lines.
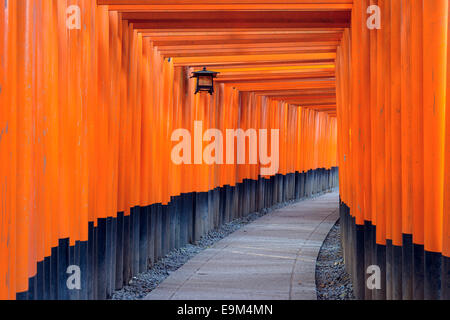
top-left (17, 167), bottom-right (339, 300)
top-left (339, 201), bottom-right (450, 300)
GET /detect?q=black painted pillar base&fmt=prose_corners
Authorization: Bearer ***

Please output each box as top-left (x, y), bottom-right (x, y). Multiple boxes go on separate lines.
top-left (354, 224), bottom-right (365, 300)
top-left (402, 234), bottom-right (413, 300)
top-left (413, 243), bottom-right (424, 300)
top-left (375, 244), bottom-right (387, 300)
top-left (364, 221), bottom-right (373, 300)
top-left (442, 256), bottom-right (450, 300)
top-left (392, 244), bottom-right (403, 300)
top-left (425, 250), bottom-right (442, 300)
top-left (386, 240), bottom-right (393, 300)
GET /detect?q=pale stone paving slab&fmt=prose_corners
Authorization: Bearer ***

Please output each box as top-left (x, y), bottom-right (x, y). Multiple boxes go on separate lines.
top-left (145, 192), bottom-right (339, 300)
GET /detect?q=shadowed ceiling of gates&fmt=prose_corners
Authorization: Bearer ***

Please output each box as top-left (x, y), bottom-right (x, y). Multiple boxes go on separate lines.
top-left (98, 0), bottom-right (354, 116)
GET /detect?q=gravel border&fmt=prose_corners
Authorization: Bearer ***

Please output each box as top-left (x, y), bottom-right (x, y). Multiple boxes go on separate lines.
top-left (110, 194), bottom-right (330, 300)
top-left (315, 219), bottom-right (355, 300)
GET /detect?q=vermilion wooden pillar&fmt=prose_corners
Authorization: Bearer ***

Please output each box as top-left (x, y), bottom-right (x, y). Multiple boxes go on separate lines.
top-left (400, 0), bottom-right (413, 300)
top-left (443, 2), bottom-right (450, 301)
top-left (410, 0), bottom-right (425, 301)
top-left (360, 0), bottom-right (373, 301)
top-left (374, 0), bottom-right (387, 301)
top-left (390, 0), bottom-right (403, 300)
top-left (383, 0), bottom-right (393, 300)
top-left (423, 0), bottom-right (448, 300)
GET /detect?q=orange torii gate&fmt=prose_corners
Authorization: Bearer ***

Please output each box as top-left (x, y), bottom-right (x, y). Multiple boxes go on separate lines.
top-left (0, 0), bottom-right (340, 300)
top-left (337, 0), bottom-right (450, 300)
top-left (1, 0), bottom-right (450, 301)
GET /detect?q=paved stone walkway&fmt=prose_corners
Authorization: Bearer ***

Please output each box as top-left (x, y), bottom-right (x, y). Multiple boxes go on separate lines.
top-left (145, 192), bottom-right (339, 300)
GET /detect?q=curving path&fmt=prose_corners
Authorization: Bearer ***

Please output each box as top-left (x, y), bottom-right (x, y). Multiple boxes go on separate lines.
top-left (145, 192), bottom-right (339, 300)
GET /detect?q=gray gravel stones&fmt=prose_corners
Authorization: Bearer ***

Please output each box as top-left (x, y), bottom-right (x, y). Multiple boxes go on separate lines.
top-left (315, 219), bottom-right (355, 300)
top-left (110, 244), bottom-right (202, 300)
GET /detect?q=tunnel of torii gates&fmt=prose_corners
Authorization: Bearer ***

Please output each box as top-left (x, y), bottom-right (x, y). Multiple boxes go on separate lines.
top-left (0, 0), bottom-right (450, 301)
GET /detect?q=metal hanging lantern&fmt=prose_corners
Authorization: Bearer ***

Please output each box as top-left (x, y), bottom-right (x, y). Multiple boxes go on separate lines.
top-left (191, 67), bottom-right (219, 95)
